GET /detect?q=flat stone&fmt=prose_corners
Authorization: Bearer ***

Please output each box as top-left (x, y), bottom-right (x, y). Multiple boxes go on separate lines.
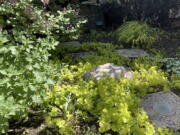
top-left (81, 0), bottom-right (97, 5)
top-left (83, 63), bottom-right (133, 80)
top-left (69, 52), bottom-right (92, 58)
top-left (141, 91), bottom-right (180, 130)
top-left (60, 41), bottom-right (81, 47)
top-left (116, 49), bottom-right (149, 58)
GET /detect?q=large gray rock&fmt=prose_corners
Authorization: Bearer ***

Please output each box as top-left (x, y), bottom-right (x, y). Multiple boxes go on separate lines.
top-left (83, 63), bottom-right (133, 80)
top-left (141, 91), bottom-right (180, 130)
top-left (116, 49), bottom-right (149, 58)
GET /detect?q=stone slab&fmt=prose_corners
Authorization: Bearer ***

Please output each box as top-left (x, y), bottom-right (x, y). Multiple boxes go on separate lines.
top-left (116, 49), bottom-right (149, 58)
top-left (141, 91), bottom-right (180, 130)
top-left (60, 41), bottom-right (81, 47)
top-left (69, 52), bottom-right (92, 58)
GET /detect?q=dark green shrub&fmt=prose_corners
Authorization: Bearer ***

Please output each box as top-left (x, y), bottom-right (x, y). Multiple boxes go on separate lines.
top-left (53, 42), bottom-right (129, 65)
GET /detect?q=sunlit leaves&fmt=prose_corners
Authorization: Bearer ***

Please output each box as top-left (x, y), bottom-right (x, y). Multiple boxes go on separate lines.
top-left (45, 63), bottom-right (171, 135)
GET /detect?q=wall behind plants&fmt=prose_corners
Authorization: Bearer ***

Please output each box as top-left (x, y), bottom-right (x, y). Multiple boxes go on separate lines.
top-left (100, 0), bottom-right (178, 27)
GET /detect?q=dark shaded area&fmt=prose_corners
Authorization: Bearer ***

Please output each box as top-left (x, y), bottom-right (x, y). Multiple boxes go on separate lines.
top-left (80, 0), bottom-right (179, 29)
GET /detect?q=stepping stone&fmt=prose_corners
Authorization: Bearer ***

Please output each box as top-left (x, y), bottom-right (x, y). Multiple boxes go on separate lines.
top-left (81, 0), bottom-right (97, 5)
top-left (116, 49), bottom-right (149, 58)
top-left (141, 91), bottom-right (180, 130)
top-left (69, 52), bottom-right (92, 58)
top-left (83, 63), bottom-right (133, 80)
top-left (59, 41), bottom-right (81, 47)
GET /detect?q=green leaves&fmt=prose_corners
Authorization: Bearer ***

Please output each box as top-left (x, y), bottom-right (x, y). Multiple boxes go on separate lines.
top-left (45, 63), bottom-right (171, 135)
top-left (0, 31), bottom-right (60, 133)
top-left (163, 58), bottom-right (180, 75)
top-left (0, 0), bottom-right (85, 133)
top-left (0, 95), bottom-right (25, 134)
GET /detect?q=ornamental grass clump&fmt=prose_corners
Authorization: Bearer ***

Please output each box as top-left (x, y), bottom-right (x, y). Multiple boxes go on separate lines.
top-left (114, 21), bottom-right (163, 47)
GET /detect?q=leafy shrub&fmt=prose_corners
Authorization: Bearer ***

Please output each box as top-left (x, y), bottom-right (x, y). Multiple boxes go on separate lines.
top-left (0, 95), bottom-right (24, 134)
top-left (170, 75), bottom-right (180, 90)
top-left (0, 0), bottom-right (86, 41)
top-left (0, 31), bottom-right (60, 133)
top-left (114, 21), bottom-right (163, 47)
top-left (0, 31), bottom-right (58, 103)
top-left (0, 0), bottom-right (85, 133)
top-left (45, 63), bottom-right (170, 135)
top-left (162, 58), bottom-right (180, 75)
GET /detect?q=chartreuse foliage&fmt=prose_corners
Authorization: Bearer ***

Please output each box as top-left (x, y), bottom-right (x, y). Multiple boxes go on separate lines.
top-left (45, 62), bottom-right (171, 135)
top-left (114, 21), bottom-right (163, 47)
top-left (170, 75), bottom-right (180, 90)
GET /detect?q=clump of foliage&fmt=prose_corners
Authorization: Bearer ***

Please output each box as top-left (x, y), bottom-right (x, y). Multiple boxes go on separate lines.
top-left (45, 62), bottom-right (170, 135)
top-left (0, 95), bottom-right (24, 134)
top-left (170, 75), bottom-right (180, 90)
top-left (114, 21), bottom-right (163, 47)
top-left (0, 0), bottom-right (86, 41)
top-left (162, 58), bottom-right (180, 76)
top-left (0, 29), bottom-right (60, 134)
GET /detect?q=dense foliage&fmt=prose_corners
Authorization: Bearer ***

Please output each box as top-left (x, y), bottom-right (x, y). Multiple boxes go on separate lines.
top-left (171, 75), bottom-right (180, 90)
top-left (0, 0), bottom-right (86, 41)
top-left (0, 0), bottom-right (85, 133)
top-left (45, 62), bottom-right (170, 135)
top-left (163, 58), bottom-right (180, 75)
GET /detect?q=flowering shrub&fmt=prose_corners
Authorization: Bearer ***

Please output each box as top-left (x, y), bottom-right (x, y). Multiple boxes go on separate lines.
top-left (0, 0), bottom-right (86, 41)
